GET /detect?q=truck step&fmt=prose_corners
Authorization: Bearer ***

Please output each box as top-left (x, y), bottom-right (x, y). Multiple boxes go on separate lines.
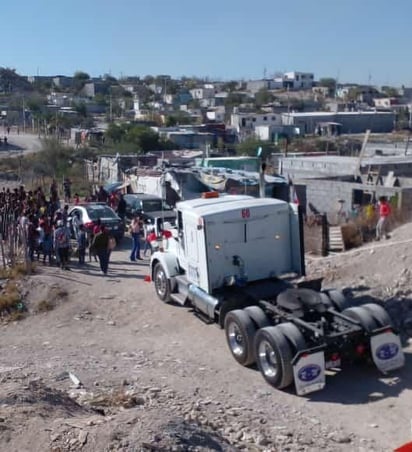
top-left (193, 308), bottom-right (215, 324)
top-left (170, 292), bottom-right (187, 306)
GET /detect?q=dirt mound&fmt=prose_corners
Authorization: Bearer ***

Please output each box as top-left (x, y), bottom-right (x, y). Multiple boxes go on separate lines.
top-left (307, 221), bottom-right (412, 339)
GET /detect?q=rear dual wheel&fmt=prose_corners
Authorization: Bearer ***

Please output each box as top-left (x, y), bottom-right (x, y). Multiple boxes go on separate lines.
top-left (224, 306), bottom-right (269, 366)
top-left (254, 324), bottom-right (306, 389)
top-left (224, 310), bottom-right (257, 366)
top-left (224, 307), bottom-right (308, 390)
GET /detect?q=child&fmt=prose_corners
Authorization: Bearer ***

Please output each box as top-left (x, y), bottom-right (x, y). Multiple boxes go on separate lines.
top-left (143, 228), bottom-right (157, 257)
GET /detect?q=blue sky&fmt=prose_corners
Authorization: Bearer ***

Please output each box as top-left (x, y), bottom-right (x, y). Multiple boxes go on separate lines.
top-left (3, 0), bottom-right (412, 86)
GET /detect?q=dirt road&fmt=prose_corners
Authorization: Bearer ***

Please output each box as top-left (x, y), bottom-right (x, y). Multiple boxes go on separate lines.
top-left (0, 234), bottom-right (411, 451)
top-left (0, 132), bottom-right (42, 157)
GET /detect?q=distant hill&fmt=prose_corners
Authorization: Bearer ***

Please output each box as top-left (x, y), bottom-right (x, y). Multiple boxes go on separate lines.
top-left (0, 67), bottom-right (32, 93)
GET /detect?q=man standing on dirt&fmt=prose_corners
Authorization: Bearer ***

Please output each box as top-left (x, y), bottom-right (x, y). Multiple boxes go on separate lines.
top-left (91, 225), bottom-right (110, 275)
top-left (376, 196), bottom-right (391, 241)
top-left (54, 220), bottom-right (71, 270)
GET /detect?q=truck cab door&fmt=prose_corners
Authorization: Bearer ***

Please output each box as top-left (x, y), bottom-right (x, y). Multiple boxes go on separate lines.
top-left (176, 211), bottom-right (188, 271)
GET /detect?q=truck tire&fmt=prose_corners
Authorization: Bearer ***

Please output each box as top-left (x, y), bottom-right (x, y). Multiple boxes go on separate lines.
top-left (153, 263), bottom-right (171, 303)
top-left (254, 326), bottom-right (294, 389)
top-left (324, 289), bottom-right (351, 311)
top-left (276, 322), bottom-right (307, 352)
top-left (224, 310), bottom-right (256, 367)
top-left (319, 292), bottom-right (334, 309)
top-left (244, 306), bottom-right (270, 329)
top-left (361, 303), bottom-right (393, 328)
top-left (342, 306), bottom-right (378, 332)
top-left (218, 295), bottom-right (251, 328)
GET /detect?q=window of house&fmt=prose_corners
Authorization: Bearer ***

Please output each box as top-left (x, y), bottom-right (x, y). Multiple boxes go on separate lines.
top-left (263, 116), bottom-right (267, 121)
top-left (272, 116), bottom-right (276, 121)
top-left (252, 118), bottom-right (256, 122)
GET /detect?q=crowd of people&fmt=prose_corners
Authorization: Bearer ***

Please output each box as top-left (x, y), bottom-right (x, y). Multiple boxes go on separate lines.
top-left (348, 196), bottom-right (393, 240)
top-left (0, 182), bottom-right (126, 275)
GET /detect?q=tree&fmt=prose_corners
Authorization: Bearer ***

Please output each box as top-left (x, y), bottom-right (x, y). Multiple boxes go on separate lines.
top-left (125, 125), bottom-right (160, 152)
top-left (73, 71), bottom-right (90, 81)
top-left (73, 102), bottom-right (87, 118)
top-left (181, 77), bottom-right (199, 90)
top-left (165, 116), bottom-right (177, 127)
top-left (94, 93), bottom-right (108, 107)
top-left (222, 81), bottom-right (238, 92)
top-left (346, 87), bottom-right (362, 102)
top-left (255, 88), bottom-right (274, 108)
top-left (103, 74), bottom-right (118, 84)
top-left (319, 78), bottom-right (337, 91)
top-left (26, 95), bottom-right (44, 114)
top-left (0, 67), bottom-right (32, 92)
top-left (224, 92), bottom-right (245, 109)
top-left (143, 75), bottom-right (155, 85)
top-left (381, 86), bottom-right (399, 97)
top-left (106, 123), bottom-right (126, 143)
top-left (73, 71), bottom-right (90, 92)
top-left (236, 137), bottom-right (278, 158)
top-left (165, 111), bottom-right (193, 126)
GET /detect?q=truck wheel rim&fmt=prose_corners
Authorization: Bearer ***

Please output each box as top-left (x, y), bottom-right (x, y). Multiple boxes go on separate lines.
top-left (155, 268), bottom-right (166, 297)
top-left (258, 340), bottom-right (278, 378)
top-left (228, 323), bottom-right (245, 357)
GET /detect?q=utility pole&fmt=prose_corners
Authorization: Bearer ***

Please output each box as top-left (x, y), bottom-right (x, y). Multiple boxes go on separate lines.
top-left (55, 108), bottom-right (58, 139)
top-left (22, 96), bottom-right (26, 133)
top-left (109, 87), bottom-right (113, 122)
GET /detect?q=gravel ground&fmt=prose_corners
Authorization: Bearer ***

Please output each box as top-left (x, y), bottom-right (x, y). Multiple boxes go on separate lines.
top-left (0, 226), bottom-right (412, 451)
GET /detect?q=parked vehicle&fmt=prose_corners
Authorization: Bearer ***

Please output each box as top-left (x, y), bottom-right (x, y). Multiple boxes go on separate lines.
top-left (123, 193), bottom-right (177, 234)
top-left (149, 192), bottom-right (404, 395)
top-left (68, 203), bottom-right (125, 243)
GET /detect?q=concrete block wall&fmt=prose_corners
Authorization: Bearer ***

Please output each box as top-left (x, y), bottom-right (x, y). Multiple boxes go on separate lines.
top-left (336, 113), bottom-right (395, 134)
top-left (305, 179), bottom-right (406, 218)
top-left (305, 180), bottom-right (354, 214)
top-left (399, 188), bottom-right (412, 219)
top-left (281, 157), bottom-right (357, 180)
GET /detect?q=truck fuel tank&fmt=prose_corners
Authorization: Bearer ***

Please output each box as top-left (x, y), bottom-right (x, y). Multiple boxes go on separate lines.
top-left (188, 284), bottom-right (219, 320)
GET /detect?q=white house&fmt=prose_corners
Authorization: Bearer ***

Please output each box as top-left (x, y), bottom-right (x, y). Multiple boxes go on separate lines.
top-left (133, 98), bottom-right (152, 120)
top-left (190, 87), bottom-right (215, 99)
top-left (283, 72), bottom-right (314, 90)
top-left (373, 98), bottom-right (398, 109)
top-left (206, 107), bottom-right (225, 122)
top-left (47, 92), bottom-right (71, 107)
top-left (230, 112), bottom-right (283, 134)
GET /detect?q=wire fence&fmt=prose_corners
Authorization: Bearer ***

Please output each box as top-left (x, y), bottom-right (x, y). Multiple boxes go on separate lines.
top-left (0, 214), bottom-right (29, 269)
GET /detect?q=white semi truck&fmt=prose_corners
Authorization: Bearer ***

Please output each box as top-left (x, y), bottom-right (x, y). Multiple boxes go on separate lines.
top-left (150, 193), bottom-right (404, 395)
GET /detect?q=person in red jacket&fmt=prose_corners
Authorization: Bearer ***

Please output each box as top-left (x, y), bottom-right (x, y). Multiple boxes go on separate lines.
top-left (376, 196), bottom-right (391, 240)
top-left (143, 228), bottom-right (157, 257)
